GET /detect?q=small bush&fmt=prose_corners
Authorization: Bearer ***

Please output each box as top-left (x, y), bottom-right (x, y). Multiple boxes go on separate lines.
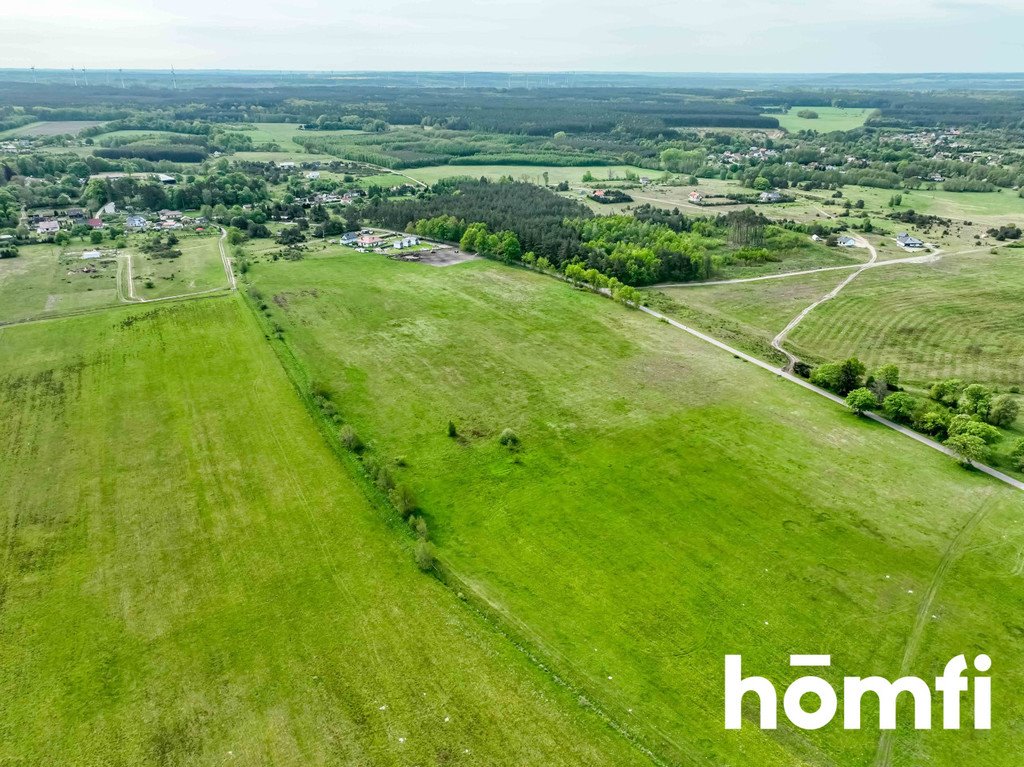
top-left (447, 420), bottom-right (458, 438)
top-left (363, 455), bottom-right (394, 492)
top-left (498, 428), bottom-right (520, 448)
top-left (414, 540), bottom-right (435, 572)
top-left (340, 425), bottom-right (363, 452)
top-left (391, 484), bottom-right (417, 518)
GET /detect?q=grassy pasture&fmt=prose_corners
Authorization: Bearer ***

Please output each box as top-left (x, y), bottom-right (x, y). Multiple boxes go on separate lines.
top-left (803, 184), bottom-right (1024, 225)
top-left (0, 296), bottom-right (644, 766)
top-left (0, 232), bottom-right (229, 324)
top-left (772, 107), bottom-right (873, 133)
top-left (249, 251), bottom-right (1024, 766)
top-left (92, 128), bottom-right (198, 144)
top-left (0, 242), bottom-right (120, 323)
top-left (648, 269), bottom-right (850, 361)
top-left (130, 231), bottom-right (227, 299)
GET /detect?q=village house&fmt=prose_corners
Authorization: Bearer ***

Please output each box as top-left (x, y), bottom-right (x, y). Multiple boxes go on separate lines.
top-left (393, 236), bottom-right (420, 249)
top-left (156, 174), bottom-right (177, 185)
top-left (158, 210), bottom-right (183, 219)
top-left (759, 191), bottom-right (783, 203)
top-left (81, 249), bottom-right (102, 259)
top-left (126, 215), bottom-right (148, 230)
top-left (688, 191), bottom-right (704, 204)
top-left (87, 218), bottom-right (104, 229)
top-left (357, 234), bottom-right (384, 247)
top-left (836, 236), bottom-right (857, 247)
top-left (36, 219), bottom-right (60, 235)
top-left (896, 233), bottom-right (925, 249)
top-left (340, 231), bottom-right (360, 244)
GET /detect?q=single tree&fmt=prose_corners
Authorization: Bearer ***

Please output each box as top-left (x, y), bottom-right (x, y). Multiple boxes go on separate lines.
top-left (882, 392), bottom-right (917, 423)
top-left (987, 394), bottom-right (1020, 429)
top-left (845, 388), bottom-right (877, 415)
top-left (945, 434), bottom-right (990, 467)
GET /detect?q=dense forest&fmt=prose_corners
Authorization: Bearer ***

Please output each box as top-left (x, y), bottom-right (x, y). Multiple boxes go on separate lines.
top-left (365, 179), bottom-right (591, 264)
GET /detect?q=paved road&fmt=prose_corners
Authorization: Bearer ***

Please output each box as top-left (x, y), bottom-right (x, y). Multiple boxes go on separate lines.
top-left (638, 303), bottom-right (1024, 492)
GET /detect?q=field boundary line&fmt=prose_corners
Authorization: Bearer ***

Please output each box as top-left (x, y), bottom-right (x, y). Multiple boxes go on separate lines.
top-left (0, 288), bottom-right (232, 330)
top-left (235, 285), bottom-right (673, 767)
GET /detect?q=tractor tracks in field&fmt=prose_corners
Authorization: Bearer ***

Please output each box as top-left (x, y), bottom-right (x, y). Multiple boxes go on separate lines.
top-left (872, 495), bottom-right (998, 767)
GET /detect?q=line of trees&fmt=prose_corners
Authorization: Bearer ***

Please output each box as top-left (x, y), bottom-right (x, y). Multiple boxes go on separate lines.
top-left (815, 359), bottom-right (1021, 468)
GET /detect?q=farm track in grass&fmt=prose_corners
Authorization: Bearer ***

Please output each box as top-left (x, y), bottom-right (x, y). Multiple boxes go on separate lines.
top-left (872, 495), bottom-right (997, 767)
top-left (0, 296), bottom-right (647, 767)
top-left (248, 249), bottom-right (1024, 766)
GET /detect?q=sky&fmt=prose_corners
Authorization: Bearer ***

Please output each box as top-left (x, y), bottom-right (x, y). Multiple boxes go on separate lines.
top-left (3, 0), bottom-right (1023, 73)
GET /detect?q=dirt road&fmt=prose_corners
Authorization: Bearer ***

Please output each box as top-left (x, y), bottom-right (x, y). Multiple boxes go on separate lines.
top-left (770, 235), bottom-right (880, 371)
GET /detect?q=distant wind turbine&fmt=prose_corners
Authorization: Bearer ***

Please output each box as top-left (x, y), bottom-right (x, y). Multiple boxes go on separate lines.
top-left (171, 66), bottom-right (177, 89)
top-left (71, 68), bottom-right (78, 87)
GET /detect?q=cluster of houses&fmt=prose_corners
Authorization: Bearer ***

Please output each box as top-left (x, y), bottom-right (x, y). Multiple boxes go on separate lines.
top-left (339, 230), bottom-right (421, 251)
top-left (880, 129), bottom-right (1001, 165)
top-left (30, 208), bottom-right (105, 235)
top-left (294, 191), bottom-right (361, 206)
top-left (714, 147), bottom-right (780, 166)
top-left (0, 138), bottom-right (31, 155)
top-left (126, 210), bottom-right (208, 231)
top-left (28, 207), bottom-right (212, 238)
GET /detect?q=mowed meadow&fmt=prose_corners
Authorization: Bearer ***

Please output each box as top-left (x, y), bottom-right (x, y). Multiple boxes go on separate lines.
top-left (0, 297), bottom-right (646, 767)
top-left (788, 248), bottom-right (1024, 388)
top-left (248, 250), bottom-right (1024, 766)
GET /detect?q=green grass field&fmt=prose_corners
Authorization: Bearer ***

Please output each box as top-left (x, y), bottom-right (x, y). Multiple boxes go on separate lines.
top-left (787, 248), bottom-right (1024, 389)
top-left (247, 250), bottom-right (1024, 766)
top-left (0, 242), bottom-right (121, 323)
top-left (772, 107), bottom-right (873, 133)
top-left (0, 296), bottom-right (646, 766)
top-left (647, 269), bottom-right (850, 362)
top-left (130, 231), bottom-right (228, 299)
top-left (802, 184), bottom-right (1024, 225)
